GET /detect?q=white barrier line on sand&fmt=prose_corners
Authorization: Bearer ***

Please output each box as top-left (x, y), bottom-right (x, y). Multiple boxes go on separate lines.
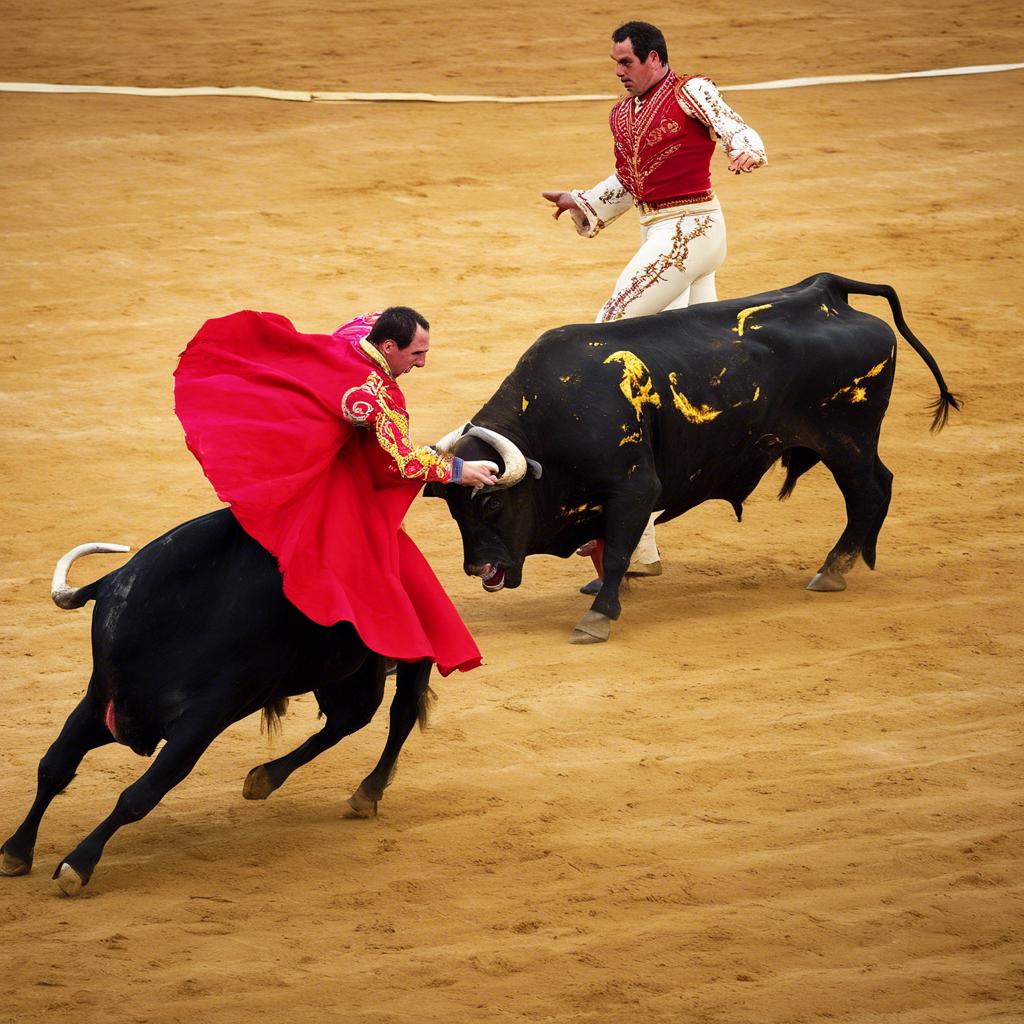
top-left (0, 82), bottom-right (315, 101)
top-left (1, 62), bottom-right (1022, 104)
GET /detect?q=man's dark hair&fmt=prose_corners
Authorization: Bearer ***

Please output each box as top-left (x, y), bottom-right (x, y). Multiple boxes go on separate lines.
top-left (612, 21), bottom-right (668, 65)
top-left (367, 306), bottom-right (430, 349)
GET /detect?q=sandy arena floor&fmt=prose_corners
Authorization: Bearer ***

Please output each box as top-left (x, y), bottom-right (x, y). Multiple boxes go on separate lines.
top-left (1, 3), bottom-right (1021, 1022)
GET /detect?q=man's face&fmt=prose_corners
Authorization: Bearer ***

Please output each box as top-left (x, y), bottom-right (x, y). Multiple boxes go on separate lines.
top-left (611, 39), bottom-right (665, 98)
top-left (379, 324), bottom-right (430, 376)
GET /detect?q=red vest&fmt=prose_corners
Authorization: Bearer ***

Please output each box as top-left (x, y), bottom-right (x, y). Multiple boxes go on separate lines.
top-left (609, 70), bottom-right (716, 202)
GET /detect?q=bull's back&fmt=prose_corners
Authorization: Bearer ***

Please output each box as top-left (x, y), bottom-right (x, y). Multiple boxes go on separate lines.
top-left (509, 276), bottom-right (897, 442)
top-left (91, 510), bottom-right (320, 691)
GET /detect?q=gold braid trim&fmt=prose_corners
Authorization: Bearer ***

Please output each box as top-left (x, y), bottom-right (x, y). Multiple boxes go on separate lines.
top-left (358, 336), bottom-right (394, 377)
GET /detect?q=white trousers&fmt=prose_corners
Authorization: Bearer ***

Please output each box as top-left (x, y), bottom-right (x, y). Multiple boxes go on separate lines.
top-left (596, 205), bottom-right (727, 566)
top-left (595, 205), bottom-right (726, 323)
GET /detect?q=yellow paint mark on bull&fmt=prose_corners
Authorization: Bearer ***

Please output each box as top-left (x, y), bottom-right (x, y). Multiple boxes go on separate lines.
top-left (710, 366), bottom-right (728, 386)
top-left (521, 396), bottom-right (529, 413)
top-left (604, 350), bottom-right (662, 421)
top-left (668, 372), bottom-right (722, 424)
top-left (737, 384), bottom-right (761, 405)
top-left (824, 352), bottom-right (892, 404)
top-left (559, 502), bottom-right (603, 517)
top-left (619, 430), bottom-right (642, 446)
top-left (732, 304), bottom-right (772, 338)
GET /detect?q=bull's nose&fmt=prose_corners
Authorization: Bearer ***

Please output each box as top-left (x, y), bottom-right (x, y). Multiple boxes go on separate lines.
top-left (466, 562), bottom-right (493, 578)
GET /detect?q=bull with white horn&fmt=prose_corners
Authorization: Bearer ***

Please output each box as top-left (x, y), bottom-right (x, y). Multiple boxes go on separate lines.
top-left (431, 422), bottom-right (543, 593)
top-left (425, 274), bottom-right (960, 644)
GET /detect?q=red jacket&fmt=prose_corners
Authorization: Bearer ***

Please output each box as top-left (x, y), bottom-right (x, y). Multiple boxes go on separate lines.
top-left (609, 70), bottom-right (717, 201)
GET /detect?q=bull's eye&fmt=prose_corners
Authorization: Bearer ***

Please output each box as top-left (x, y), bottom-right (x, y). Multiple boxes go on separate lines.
top-left (480, 495), bottom-right (503, 520)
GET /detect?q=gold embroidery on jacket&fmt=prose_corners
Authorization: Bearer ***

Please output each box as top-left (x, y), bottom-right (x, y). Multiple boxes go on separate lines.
top-left (343, 372), bottom-right (454, 481)
top-left (611, 72), bottom-right (684, 197)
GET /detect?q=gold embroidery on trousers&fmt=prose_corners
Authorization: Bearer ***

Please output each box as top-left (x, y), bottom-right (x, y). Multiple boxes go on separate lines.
top-left (599, 215), bottom-right (715, 322)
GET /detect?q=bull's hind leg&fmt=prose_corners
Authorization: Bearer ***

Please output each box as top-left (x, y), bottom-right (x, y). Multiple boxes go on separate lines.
top-left (861, 456), bottom-right (893, 571)
top-left (53, 712), bottom-right (223, 895)
top-left (808, 445), bottom-right (890, 592)
top-left (1, 690), bottom-right (112, 878)
top-left (347, 659), bottom-right (433, 818)
top-left (243, 657), bottom-right (387, 800)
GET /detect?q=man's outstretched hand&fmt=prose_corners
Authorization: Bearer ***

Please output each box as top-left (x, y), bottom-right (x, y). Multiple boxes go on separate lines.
top-left (460, 460), bottom-right (500, 487)
top-left (727, 152), bottom-right (761, 174)
top-left (541, 191), bottom-right (580, 219)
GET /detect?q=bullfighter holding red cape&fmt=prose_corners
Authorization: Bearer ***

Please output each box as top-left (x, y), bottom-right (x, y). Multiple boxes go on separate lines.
top-left (174, 306), bottom-right (496, 676)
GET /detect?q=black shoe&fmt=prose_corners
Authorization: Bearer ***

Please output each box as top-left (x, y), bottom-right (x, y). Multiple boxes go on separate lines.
top-left (579, 577), bottom-right (602, 596)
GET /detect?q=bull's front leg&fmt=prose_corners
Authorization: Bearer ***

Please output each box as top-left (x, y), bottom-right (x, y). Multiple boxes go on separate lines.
top-left (242, 656), bottom-right (386, 801)
top-left (571, 476), bottom-right (660, 645)
top-left (346, 659), bottom-right (433, 818)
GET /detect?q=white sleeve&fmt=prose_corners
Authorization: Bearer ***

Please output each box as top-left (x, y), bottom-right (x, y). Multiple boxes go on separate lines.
top-left (568, 173), bottom-right (634, 238)
top-left (677, 76), bottom-right (767, 167)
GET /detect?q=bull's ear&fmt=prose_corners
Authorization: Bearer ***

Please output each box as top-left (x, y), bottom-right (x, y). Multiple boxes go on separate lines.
top-left (422, 482), bottom-right (445, 499)
top-left (527, 458), bottom-right (543, 479)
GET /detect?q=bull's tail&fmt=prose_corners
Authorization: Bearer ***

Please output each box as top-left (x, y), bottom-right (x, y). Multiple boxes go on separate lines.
top-left (418, 684), bottom-right (438, 731)
top-left (828, 275), bottom-right (962, 432)
top-left (51, 542), bottom-right (131, 609)
top-left (261, 697), bottom-right (289, 735)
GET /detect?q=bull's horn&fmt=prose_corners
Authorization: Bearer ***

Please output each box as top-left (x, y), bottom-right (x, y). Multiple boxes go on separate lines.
top-left (434, 422), bottom-right (471, 453)
top-left (464, 426), bottom-right (528, 488)
top-left (51, 542), bottom-right (130, 609)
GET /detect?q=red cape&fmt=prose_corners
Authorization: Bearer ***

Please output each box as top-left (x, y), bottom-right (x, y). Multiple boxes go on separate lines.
top-left (173, 310), bottom-right (481, 676)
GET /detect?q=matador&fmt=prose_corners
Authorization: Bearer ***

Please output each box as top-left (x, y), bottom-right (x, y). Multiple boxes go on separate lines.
top-left (543, 20), bottom-right (767, 577)
top-left (174, 306), bottom-right (497, 675)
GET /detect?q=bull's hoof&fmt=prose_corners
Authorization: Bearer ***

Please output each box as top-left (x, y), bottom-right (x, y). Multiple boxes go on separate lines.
top-left (242, 765), bottom-right (277, 801)
top-left (807, 571), bottom-right (847, 592)
top-left (579, 577), bottom-right (602, 596)
top-left (54, 863), bottom-right (84, 897)
top-left (344, 789), bottom-right (379, 819)
top-left (0, 846), bottom-right (31, 877)
top-left (570, 610), bottom-right (612, 644)
top-left (626, 560), bottom-right (662, 578)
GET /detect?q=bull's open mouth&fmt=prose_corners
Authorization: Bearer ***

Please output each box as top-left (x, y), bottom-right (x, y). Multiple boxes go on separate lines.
top-left (469, 560), bottom-right (518, 591)
top-left (481, 565), bottom-right (505, 592)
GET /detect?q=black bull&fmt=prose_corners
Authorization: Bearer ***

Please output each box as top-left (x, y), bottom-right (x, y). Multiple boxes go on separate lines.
top-left (1, 510), bottom-right (434, 895)
top-left (427, 274), bottom-right (960, 643)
